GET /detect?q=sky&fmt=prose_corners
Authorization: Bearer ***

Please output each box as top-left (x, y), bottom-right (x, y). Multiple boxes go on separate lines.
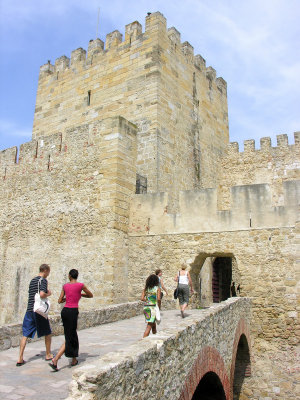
top-left (0, 0), bottom-right (299, 151)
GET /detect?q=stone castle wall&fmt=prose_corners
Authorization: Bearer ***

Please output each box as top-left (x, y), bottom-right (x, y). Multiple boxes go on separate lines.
top-left (0, 117), bottom-right (137, 324)
top-left (128, 225), bottom-right (298, 347)
top-left (127, 223), bottom-right (298, 399)
top-left (129, 134), bottom-right (299, 235)
top-left (33, 12), bottom-right (228, 202)
top-left (0, 10), bottom-right (299, 399)
top-left (218, 132), bottom-right (300, 209)
top-left (126, 128), bottom-right (299, 398)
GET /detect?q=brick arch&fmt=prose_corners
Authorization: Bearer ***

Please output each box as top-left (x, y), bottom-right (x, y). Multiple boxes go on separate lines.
top-left (230, 318), bottom-right (251, 399)
top-left (178, 346), bottom-right (230, 400)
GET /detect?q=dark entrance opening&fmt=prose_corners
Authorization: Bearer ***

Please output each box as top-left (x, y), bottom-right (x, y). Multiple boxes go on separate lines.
top-left (212, 257), bottom-right (232, 302)
top-left (191, 371), bottom-right (226, 400)
top-left (233, 334), bottom-right (251, 400)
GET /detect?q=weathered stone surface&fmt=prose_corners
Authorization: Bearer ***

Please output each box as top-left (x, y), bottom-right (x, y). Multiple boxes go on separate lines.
top-left (0, 10), bottom-right (299, 400)
top-left (66, 298), bottom-right (251, 400)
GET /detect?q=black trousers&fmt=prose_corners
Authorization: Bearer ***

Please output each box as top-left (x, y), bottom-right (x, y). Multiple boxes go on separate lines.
top-left (61, 307), bottom-right (79, 358)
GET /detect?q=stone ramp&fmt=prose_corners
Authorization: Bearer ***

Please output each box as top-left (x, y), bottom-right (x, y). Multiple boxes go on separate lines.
top-left (0, 309), bottom-right (192, 400)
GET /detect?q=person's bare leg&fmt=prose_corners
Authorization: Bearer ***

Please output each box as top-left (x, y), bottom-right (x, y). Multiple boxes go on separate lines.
top-left (52, 342), bottom-right (65, 367)
top-left (151, 323), bottom-right (157, 335)
top-left (44, 334), bottom-right (53, 359)
top-left (71, 357), bottom-right (78, 366)
top-left (180, 303), bottom-right (188, 317)
top-left (17, 336), bottom-right (27, 363)
top-left (143, 324), bottom-right (152, 338)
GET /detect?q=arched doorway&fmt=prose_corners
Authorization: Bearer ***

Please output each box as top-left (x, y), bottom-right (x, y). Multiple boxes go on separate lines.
top-left (190, 254), bottom-right (239, 307)
top-left (212, 257), bottom-right (232, 303)
top-left (191, 371), bottom-right (226, 400)
top-left (232, 334), bottom-right (251, 400)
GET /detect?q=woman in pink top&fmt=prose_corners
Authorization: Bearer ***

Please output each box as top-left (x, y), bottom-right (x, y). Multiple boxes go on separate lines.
top-left (49, 269), bottom-right (93, 371)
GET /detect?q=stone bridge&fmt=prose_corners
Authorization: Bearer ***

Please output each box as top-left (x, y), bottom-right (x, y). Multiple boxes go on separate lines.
top-left (0, 297), bottom-right (251, 400)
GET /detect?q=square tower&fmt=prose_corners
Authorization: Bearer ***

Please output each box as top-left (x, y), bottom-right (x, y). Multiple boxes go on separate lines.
top-left (33, 12), bottom-right (229, 205)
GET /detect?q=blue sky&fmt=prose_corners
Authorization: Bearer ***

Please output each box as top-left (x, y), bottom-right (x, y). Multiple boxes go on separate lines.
top-left (0, 0), bottom-right (299, 151)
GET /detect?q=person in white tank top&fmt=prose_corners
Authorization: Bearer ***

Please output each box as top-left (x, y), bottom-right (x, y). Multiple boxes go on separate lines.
top-left (178, 272), bottom-right (189, 285)
top-left (174, 263), bottom-right (194, 318)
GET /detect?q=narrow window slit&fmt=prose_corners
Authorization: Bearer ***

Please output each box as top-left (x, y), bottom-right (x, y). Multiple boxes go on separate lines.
top-left (35, 142), bottom-right (38, 158)
top-left (59, 133), bottom-right (63, 152)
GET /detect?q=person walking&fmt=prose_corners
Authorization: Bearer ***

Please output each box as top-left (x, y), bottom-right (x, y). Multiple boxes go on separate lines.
top-left (174, 263), bottom-right (194, 318)
top-left (141, 274), bottom-right (161, 338)
top-left (49, 269), bottom-right (93, 371)
top-left (16, 264), bottom-right (53, 366)
top-left (155, 269), bottom-right (168, 309)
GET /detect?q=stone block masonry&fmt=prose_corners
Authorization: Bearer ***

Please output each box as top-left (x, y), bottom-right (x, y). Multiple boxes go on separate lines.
top-left (129, 180), bottom-right (299, 235)
top-left (0, 9), bottom-right (299, 400)
top-left (127, 224), bottom-right (299, 399)
top-left (33, 11), bottom-right (229, 205)
top-left (0, 117), bottom-right (137, 324)
top-left (218, 132), bottom-right (300, 209)
top-left (66, 298), bottom-right (251, 400)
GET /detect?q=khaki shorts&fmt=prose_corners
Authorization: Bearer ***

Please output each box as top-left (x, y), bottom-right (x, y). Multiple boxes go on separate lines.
top-left (178, 284), bottom-right (190, 305)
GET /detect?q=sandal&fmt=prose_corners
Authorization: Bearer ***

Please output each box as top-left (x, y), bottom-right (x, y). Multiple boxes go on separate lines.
top-left (16, 360), bottom-right (26, 367)
top-left (71, 360), bottom-right (78, 367)
top-left (49, 360), bottom-right (58, 371)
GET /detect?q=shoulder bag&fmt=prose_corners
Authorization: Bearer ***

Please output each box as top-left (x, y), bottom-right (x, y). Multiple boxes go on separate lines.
top-left (173, 272), bottom-right (180, 299)
top-left (33, 278), bottom-right (51, 319)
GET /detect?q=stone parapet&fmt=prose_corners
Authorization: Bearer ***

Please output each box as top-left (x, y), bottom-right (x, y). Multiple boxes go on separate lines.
top-left (129, 180), bottom-right (299, 235)
top-left (66, 297), bottom-right (251, 400)
top-left (0, 301), bottom-right (145, 351)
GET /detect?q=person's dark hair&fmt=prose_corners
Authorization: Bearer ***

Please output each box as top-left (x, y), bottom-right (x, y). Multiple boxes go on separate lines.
top-left (69, 269), bottom-right (79, 279)
top-left (145, 274), bottom-right (159, 292)
top-left (155, 269), bottom-right (162, 275)
top-left (39, 264), bottom-right (50, 272)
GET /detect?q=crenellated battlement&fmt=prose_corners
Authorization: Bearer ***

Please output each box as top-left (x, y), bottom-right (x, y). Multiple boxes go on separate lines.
top-left (0, 117), bottom-right (137, 180)
top-left (219, 131), bottom-right (300, 209)
top-left (38, 11), bottom-right (225, 91)
top-left (227, 132), bottom-right (300, 154)
top-left (1, 11), bottom-right (299, 396)
top-left (33, 11), bottom-right (229, 194)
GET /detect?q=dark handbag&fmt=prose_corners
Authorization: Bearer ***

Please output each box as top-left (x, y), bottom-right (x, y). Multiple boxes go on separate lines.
top-left (173, 272), bottom-right (180, 299)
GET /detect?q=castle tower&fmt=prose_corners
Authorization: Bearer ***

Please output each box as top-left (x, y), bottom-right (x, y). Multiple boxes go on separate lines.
top-left (33, 12), bottom-right (229, 207)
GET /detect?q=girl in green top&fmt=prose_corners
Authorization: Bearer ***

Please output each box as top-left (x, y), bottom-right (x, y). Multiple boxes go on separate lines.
top-left (141, 274), bottom-right (161, 337)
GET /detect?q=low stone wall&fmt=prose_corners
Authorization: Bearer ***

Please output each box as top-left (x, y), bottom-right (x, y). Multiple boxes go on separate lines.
top-left (0, 301), bottom-right (148, 351)
top-left (66, 297), bottom-right (251, 400)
